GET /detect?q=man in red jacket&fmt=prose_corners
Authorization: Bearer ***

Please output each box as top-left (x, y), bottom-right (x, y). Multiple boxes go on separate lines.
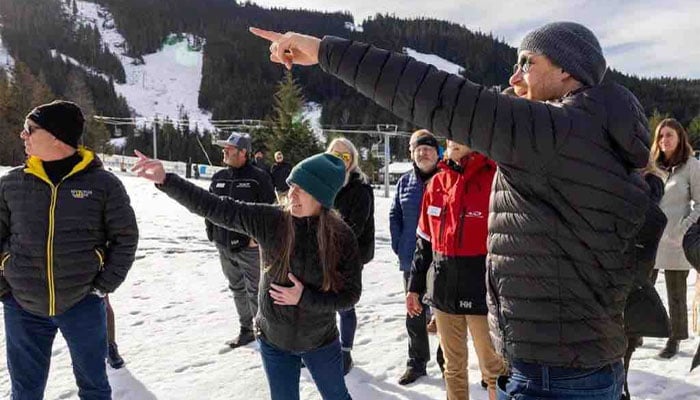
top-left (407, 140), bottom-right (505, 400)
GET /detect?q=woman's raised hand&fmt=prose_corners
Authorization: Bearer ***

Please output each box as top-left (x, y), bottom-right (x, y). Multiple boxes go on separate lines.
top-left (249, 27), bottom-right (321, 70)
top-left (131, 150), bottom-right (166, 185)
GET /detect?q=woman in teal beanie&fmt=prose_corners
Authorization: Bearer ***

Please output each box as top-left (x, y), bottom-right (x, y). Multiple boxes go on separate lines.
top-left (132, 151), bottom-right (361, 400)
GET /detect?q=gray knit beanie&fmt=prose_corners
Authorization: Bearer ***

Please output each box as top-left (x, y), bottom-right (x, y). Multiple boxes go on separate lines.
top-left (519, 22), bottom-right (606, 87)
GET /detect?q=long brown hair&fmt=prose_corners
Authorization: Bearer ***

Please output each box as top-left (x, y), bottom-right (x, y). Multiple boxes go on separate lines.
top-left (263, 207), bottom-right (346, 293)
top-left (651, 118), bottom-right (693, 168)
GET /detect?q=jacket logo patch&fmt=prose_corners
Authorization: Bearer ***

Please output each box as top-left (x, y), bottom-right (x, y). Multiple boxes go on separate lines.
top-left (71, 190), bottom-right (93, 199)
top-left (464, 211), bottom-right (484, 218)
top-left (459, 300), bottom-right (473, 309)
top-left (236, 182), bottom-right (252, 188)
top-left (427, 205), bottom-right (441, 217)
top-left (216, 183), bottom-right (226, 188)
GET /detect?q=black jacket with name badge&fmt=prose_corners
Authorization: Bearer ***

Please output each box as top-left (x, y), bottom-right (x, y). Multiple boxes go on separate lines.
top-left (206, 161), bottom-right (275, 251)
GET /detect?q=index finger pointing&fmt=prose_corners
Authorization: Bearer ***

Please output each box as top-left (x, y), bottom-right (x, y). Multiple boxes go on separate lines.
top-left (249, 27), bottom-right (283, 42)
top-left (134, 149), bottom-right (149, 160)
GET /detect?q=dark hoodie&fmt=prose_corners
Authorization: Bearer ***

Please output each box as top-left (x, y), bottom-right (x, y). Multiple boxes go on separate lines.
top-left (318, 35), bottom-right (651, 368)
top-left (333, 171), bottom-right (374, 265)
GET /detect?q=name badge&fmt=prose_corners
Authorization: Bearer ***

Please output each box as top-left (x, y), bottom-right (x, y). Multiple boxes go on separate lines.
top-left (216, 183), bottom-right (226, 188)
top-left (427, 205), bottom-right (441, 217)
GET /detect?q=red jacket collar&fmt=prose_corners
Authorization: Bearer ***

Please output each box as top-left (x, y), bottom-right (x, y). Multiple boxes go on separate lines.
top-left (439, 152), bottom-right (494, 178)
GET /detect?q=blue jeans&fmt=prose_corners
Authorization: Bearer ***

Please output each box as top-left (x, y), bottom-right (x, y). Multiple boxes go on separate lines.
top-left (338, 307), bottom-right (357, 350)
top-left (3, 294), bottom-right (110, 400)
top-left (497, 360), bottom-right (624, 400)
top-left (258, 337), bottom-right (352, 400)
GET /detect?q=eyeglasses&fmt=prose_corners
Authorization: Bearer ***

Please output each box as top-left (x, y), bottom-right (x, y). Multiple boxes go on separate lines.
top-left (23, 121), bottom-right (41, 136)
top-left (330, 151), bottom-right (351, 163)
top-left (512, 55), bottom-right (534, 75)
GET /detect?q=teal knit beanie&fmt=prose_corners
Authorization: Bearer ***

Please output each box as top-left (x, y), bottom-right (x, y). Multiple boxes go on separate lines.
top-left (286, 153), bottom-right (346, 209)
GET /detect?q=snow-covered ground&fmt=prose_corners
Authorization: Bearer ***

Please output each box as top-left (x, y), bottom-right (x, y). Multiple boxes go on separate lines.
top-left (67, 1), bottom-right (214, 131)
top-left (0, 166), bottom-right (698, 400)
top-left (404, 48), bottom-right (464, 75)
top-left (50, 49), bottom-right (110, 82)
top-left (345, 21), bottom-right (364, 33)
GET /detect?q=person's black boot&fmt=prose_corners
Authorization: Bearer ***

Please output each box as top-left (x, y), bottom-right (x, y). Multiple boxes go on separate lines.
top-left (225, 328), bottom-right (255, 349)
top-left (107, 342), bottom-right (125, 369)
top-left (658, 339), bottom-right (680, 359)
top-left (342, 350), bottom-right (353, 375)
top-left (398, 366), bottom-right (426, 385)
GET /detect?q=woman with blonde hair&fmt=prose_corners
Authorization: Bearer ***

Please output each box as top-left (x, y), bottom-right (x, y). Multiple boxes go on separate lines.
top-left (326, 137), bottom-right (375, 375)
top-left (652, 118), bottom-right (700, 359)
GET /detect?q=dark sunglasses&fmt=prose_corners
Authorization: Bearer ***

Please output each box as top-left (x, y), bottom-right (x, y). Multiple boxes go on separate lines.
top-left (23, 121), bottom-right (42, 135)
top-left (512, 55), bottom-right (534, 75)
top-left (330, 151), bottom-right (352, 163)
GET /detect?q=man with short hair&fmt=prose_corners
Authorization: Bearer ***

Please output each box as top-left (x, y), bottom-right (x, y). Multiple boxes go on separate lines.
top-left (270, 150), bottom-right (292, 204)
top-left (0, 100), bottom-right (139, 399)
top-left (253, 21), bottom-right (651, 399)
top-left (390, 129), bottom-right (441, 385)
top-left (208, 132), bottom-right (275, 348)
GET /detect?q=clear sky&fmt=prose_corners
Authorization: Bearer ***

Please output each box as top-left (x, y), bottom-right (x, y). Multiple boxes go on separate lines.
top-left (250, 0), bottom-right (700, 79)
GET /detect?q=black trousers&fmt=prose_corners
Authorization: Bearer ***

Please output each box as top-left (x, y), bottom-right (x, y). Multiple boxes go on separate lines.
top-left (651, 269), bottom-right (689, 340)
top-left (403, 270), bottom-right (431, 369)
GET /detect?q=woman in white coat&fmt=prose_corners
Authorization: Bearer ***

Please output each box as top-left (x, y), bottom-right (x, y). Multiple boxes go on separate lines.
top-left (652, 118), bottom-right (700, 359)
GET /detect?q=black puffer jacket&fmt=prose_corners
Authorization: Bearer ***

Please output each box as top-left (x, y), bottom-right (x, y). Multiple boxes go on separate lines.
top-left (0, 149), bottom-right (138, 316)
top-left (334, 171), bottom-right (375, 265)
top-left (158, 173), bottom-right (362, 352)
top-left (206, 161), bottom-right (276, 251)
top-left (319, 36), bottom-right (650, 367)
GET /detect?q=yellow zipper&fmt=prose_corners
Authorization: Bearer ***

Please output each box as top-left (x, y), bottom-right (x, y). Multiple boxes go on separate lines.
top-left (94, 248), bottom-right (105, 270)
top-left (24, 149), bottom-right (93, 316)
top-left (0, 253), bottom-right (9, 273)
top-left (46, 184), bottom-right (59, 316)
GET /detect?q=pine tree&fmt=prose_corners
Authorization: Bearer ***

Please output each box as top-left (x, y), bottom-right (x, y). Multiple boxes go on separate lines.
top-left (687, 115), bottom-right (700, 149)
top-left (648, 109), bottom-right (671, 137)
top-left (64, 70), bottom-right (111, 152)
top-left (266, 71), bottom-right (321, 164)
top-left (32, 72), bottom-right (55, 106)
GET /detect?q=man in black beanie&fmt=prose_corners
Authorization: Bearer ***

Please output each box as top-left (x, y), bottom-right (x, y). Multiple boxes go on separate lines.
top-left (0, 100), bottom-right (138, 399)
top-left (253, 19), bottom-right (650, 400)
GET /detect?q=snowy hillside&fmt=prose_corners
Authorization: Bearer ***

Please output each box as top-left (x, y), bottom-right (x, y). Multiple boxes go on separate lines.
top-left (67, 1), bottom-right (214, 131)
top-left (404, 48), bottom-right (464, 75)
top-left (0, 166), bottom-right (698, 399)
top-left (0, 33), bottom-right (14, 73)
